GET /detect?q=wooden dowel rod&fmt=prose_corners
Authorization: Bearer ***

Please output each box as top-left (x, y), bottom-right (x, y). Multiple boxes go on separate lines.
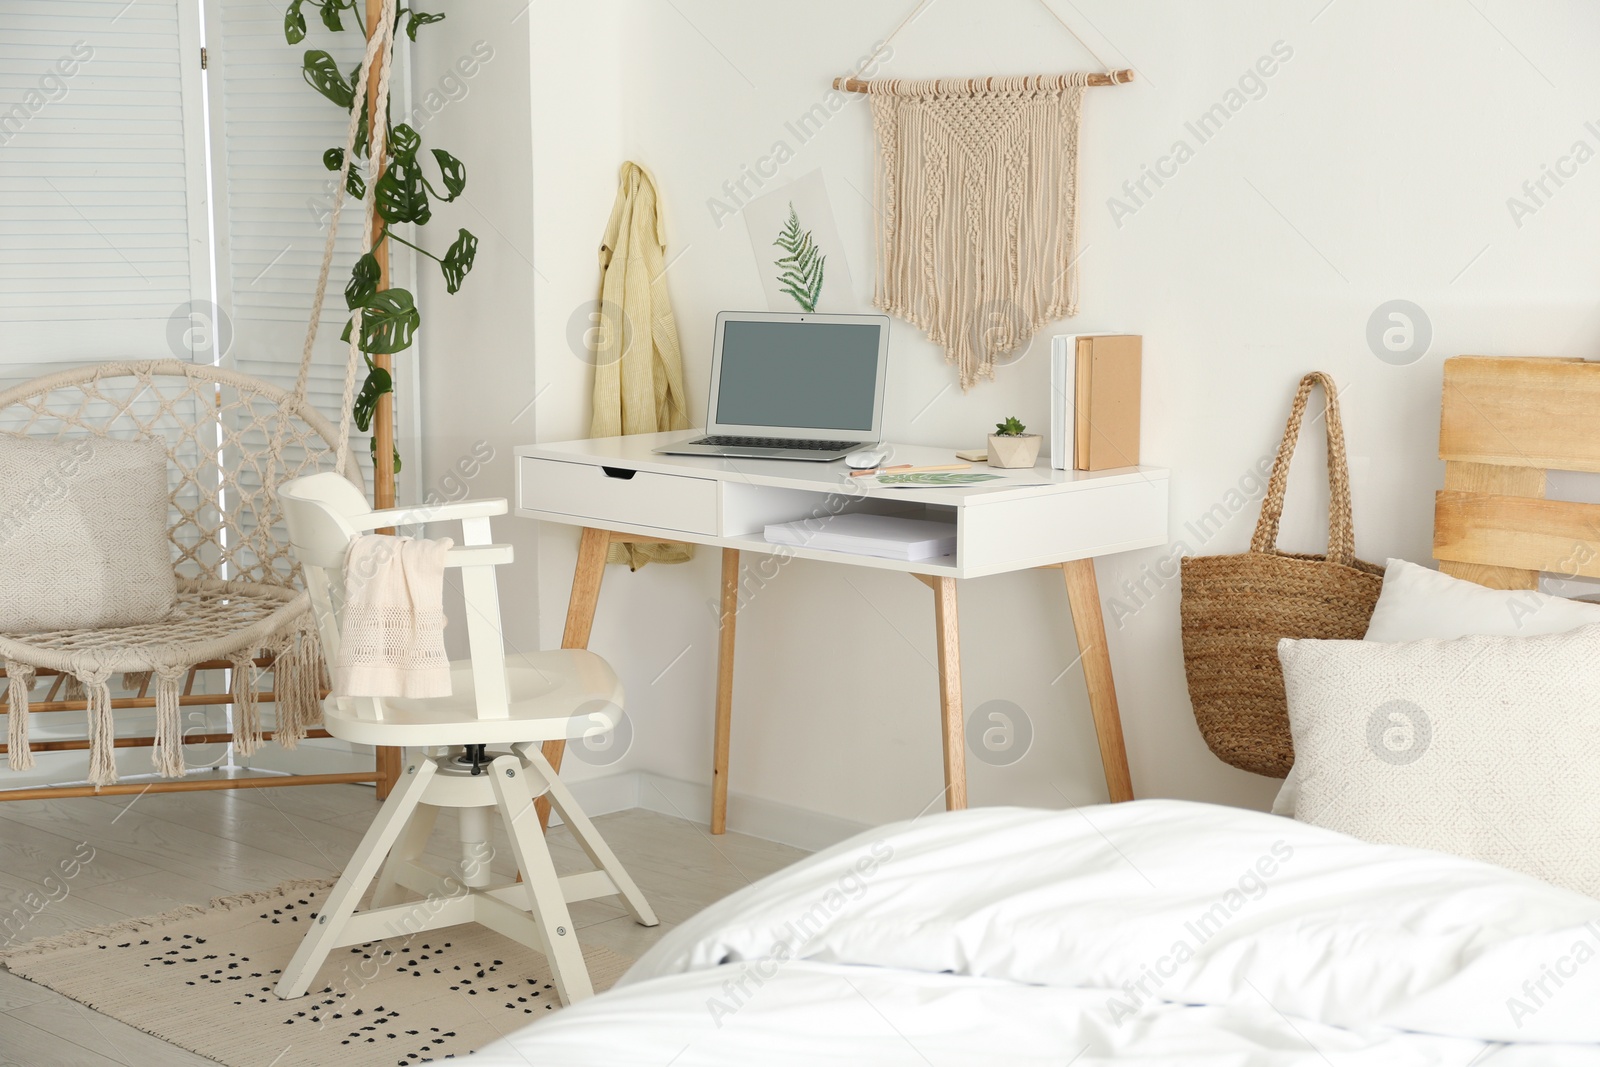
top-left (0, 729), bottom-right (333, 755)
top-left (833, 69), bottom-right (1134, 92)
top-left (0, 772), bottom-right (380, 802)
top-left (1, 657), bottom-right (279, 680)
top-left (3, 691), bottom-right (283, 715)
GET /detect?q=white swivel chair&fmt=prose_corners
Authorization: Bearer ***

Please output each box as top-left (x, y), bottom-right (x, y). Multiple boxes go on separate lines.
top-left (273, 472), bottom-right (656, 1005)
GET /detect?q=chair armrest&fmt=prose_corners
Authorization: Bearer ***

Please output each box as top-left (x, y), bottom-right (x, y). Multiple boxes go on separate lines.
top-left (443, 544), bottom-right (514, 568)
top-left (350, 498), bottom-right (508, 531)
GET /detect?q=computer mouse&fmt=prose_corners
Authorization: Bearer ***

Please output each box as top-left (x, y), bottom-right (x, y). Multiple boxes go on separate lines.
top-left (844, 449), bottom-right (888, 469)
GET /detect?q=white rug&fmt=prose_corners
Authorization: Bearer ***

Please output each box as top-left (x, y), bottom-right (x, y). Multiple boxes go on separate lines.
top-left (0, 879), bottom-right (632, 1066)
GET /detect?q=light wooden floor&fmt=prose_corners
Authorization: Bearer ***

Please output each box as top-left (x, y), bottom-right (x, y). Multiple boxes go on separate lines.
top-left (0, 781), bottom-right (810, 1066)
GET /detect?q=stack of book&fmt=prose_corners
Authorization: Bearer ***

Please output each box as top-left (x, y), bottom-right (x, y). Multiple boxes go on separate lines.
top-left (763, 512), bottom-right (958, 562)
top-left (1050, 334), bottom-right (1142, 472)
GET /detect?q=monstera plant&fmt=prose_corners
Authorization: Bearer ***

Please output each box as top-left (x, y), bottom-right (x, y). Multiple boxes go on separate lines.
top-left (284, 0), bottom-right (477, 472)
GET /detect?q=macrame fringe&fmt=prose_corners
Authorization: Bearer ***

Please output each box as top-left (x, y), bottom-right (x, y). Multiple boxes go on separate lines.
top-left (230, 652), bottom-right (262, 757)
top-left (2, 620), bottom-right (327, 783)
top-left (81, 670), bottom-right (117, 787)
top-left (270, 625), bottom-right (325, 751)
top-left (151, 665), bottom-right (188, 778)
top-left (868, 74), bottom-right (1089, 390)
top-left (6, 660), bottom-right (36, 771)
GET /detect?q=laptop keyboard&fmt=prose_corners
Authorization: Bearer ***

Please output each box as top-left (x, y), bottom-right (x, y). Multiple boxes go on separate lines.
top-left (691, 435), bottom-right (862, 451)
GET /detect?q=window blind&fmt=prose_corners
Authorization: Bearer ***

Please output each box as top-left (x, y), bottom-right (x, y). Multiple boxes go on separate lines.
top-left (0, 0), bottom-right (209, 368)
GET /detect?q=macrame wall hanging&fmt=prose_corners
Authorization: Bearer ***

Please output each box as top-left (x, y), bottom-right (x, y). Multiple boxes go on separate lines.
top-left (834, 5), bottom-right (1133, 389)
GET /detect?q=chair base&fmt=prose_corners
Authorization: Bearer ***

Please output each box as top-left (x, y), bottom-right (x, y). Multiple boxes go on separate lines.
top-left (274, 745), bottom-right (656, 1006)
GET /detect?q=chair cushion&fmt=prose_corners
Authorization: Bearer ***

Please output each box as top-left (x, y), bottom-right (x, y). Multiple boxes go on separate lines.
top-left (0, 437), bottom-right (176, 632)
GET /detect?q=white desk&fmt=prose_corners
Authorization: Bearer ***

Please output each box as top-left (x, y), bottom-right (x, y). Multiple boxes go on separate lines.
top-left (514, 430), bottom-right (1169, 832)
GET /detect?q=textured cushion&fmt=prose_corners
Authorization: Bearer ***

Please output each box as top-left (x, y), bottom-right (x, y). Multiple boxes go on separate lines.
top-left (1364, 557), bottom-right (1600, 642)
top-left (0, 437), bottom-right (176, 632)
top-left (1272, 557), bottom-right (1600, 815)
top-left (1279, 625), bottom-right (1600, 898)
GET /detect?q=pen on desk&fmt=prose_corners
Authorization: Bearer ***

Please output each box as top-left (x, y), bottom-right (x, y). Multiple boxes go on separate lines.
top-left (849, 463), bottom-right (972, 478)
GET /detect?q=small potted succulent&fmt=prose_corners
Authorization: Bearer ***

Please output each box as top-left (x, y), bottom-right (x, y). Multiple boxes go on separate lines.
top-left (988, 416), bottom-right (1041, 468)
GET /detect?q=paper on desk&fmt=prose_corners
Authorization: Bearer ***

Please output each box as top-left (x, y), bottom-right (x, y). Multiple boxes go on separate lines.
top-left (859, 470), bottom-right (1051, 488)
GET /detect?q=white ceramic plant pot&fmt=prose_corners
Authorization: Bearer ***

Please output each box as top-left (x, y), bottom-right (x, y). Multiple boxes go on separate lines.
top-left (987, 433), bottom-right (1040, 468)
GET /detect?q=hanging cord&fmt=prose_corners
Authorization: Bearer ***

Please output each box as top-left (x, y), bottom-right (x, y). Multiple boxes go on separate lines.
top-left (1031, 0), bottom-right (1118, 75)
top-left (867, 0), bottom-right (1119, 79)
top-left (871, 0), bottom-right (935, 64)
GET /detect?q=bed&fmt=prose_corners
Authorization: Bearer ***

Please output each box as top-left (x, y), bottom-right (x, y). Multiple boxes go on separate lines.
top-left (477, 799), bottom-right (1600, 1065)
top-left (477, 357), bottom-right (1600, 1065)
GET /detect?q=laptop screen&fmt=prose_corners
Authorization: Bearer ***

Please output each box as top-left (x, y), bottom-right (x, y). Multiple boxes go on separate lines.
top-left (714, 319), bottom-right (881, 432)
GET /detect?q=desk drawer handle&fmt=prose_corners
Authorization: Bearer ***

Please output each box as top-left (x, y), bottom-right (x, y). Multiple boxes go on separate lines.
top-left (600, 466), bottom-right (637, 480)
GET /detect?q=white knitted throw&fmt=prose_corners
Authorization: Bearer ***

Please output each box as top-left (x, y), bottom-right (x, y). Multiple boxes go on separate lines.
top-left (868, 74), bottom-right (1088, 389)
top-left (333, 534), bottom-right (453, 699)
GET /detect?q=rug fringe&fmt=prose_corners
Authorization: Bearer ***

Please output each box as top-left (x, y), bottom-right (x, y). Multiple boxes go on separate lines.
top-left (206, 877), bottom-right (335, 912)
top-left (0, 877), bottom-right (336, 962)
top-left (1, 903), bottom-right (206, 960)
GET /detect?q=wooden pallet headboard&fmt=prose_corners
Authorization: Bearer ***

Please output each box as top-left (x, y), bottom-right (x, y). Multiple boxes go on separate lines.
top-left (1434, 356), bottom-right (1600, 591)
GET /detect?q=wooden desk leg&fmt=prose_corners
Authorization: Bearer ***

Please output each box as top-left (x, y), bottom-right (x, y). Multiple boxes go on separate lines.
top-left (710, 549), bottom-right (739, 835)
top-left (1060, 558), bottom-right (1135, 803)
top-left (537, 527), bottom-right (612, 831)
top-left (930, 576), bottom-right (968, 811)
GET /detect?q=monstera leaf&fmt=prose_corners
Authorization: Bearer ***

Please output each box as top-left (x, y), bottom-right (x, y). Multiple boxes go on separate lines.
top-left (375, 160), bottom-right (431, 225)
top-left (344, 253), bottom-right (381, 310)
top-left (284, 0), bottom-right (307, 43)
top-left (342, 288), bottom-right (420, 355)
top-left (429, 149), bottom-right (465, 200)
top-left (406, 10), bottom-right (445, 41)
top-left (440, 229), bottom-right (478, 294)
top-left (301, 50), bottom-right (353, 110)
top-left (353, 357), bottom-right (391, 433)
top-left (389, 123), bottom-right (420, 164)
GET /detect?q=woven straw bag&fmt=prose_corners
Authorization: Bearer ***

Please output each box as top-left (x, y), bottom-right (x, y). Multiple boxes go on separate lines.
top-left (1179, 372), bottom-right (1384, 778)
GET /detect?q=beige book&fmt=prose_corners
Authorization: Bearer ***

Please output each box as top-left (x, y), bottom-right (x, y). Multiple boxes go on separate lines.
top-left (1073, 335), bottom-right (1142, 471)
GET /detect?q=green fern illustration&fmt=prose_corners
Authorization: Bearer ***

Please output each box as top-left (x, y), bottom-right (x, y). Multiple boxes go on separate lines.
top-left (773, 203), bottom-right (825, 313)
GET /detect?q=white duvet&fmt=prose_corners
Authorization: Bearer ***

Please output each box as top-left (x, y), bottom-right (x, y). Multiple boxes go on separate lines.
top-left (475, 800), bottom-right (1600, 1065)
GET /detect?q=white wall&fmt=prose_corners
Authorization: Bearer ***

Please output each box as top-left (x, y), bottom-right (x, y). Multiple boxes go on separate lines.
top-left (483, 1), bottom-right (1600, 830)
top-left (409, 4), bottom-right (540, 656)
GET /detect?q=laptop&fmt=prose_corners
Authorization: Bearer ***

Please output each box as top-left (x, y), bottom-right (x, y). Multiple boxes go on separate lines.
top-left (654, 311), bottom-right (891, 462)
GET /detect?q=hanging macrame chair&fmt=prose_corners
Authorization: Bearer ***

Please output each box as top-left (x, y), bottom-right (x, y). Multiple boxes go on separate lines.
top-left (0, 0), bottom-right (399, 787)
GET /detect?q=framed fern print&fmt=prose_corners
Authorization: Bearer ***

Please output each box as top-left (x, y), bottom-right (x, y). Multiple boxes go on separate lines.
top-left (741, 170), bottom-right (853, 314)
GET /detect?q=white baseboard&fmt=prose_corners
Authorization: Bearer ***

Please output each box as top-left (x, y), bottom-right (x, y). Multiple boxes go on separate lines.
top-left (566, 771), bottom-right (872, 852)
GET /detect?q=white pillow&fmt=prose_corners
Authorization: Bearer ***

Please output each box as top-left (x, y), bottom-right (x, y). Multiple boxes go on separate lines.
top-left (0, 437), bottom-right (176, 632)
top-left (1279, 624), bottom-right (1600, 898)
top-left (1364, 557), bottom-right (1600, 642)
top-left (1271, 558), bottom-right (1600, 815)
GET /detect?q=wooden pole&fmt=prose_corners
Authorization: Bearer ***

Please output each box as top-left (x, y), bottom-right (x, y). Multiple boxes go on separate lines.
top-left (365, 0), bottom-right (396, 515)
top-left (832, 70), bottom-right (1134, 92)
top-left (366, 0), bottom-right (401, 799)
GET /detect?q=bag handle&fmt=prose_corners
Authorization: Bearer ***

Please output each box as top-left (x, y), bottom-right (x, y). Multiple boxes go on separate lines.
top-left (1250, 371), bottom-right (1356, 564)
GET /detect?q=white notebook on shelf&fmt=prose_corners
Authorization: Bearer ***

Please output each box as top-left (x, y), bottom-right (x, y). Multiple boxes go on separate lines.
top-left (763, 512), bottom-right (957, 561)
top-left (1050, 335), bottom-right (1079, 471)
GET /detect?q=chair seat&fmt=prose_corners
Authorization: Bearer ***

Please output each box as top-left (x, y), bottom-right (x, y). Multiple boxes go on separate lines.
top-left (321, 648), bottom-right (623, 747)
top-left (0, 579), bottom-right (307, 675)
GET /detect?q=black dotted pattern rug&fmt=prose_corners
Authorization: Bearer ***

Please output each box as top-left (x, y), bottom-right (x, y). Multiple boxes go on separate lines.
top-left (0, 878), bottom-right (633, 1066)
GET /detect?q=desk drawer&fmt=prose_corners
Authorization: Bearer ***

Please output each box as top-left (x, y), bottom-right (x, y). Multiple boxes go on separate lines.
top-left (519, 456), bottom-right (718, 535)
